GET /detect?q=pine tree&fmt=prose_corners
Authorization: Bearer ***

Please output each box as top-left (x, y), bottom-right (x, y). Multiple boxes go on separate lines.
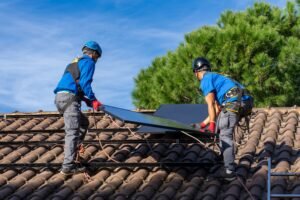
top-left (132, 1), bottom-right (300, 109)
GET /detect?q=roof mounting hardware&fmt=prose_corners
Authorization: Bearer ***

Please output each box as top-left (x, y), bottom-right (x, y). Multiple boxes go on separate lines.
top-left (267, 157), bottom-right (300, 199)
top-left (0, 128), bottom-right (138, 135)
top-left (0, 162), bottom-right (223, 169)
top-left (0, 138), bottom-right (218, 146)
top-left (0, 111), bottom-right (104, 119)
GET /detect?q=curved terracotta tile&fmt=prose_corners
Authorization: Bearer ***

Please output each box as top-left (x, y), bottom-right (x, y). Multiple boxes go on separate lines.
top-left (250, 116), bottom-right (265, 128)
top-left (176, 176), bottom-right (203, 200)
top-left (47, 133), bottom-right (64, 141)
top-left (238, 132), bottom-right (260, 156)
top-left (264, 123), bottom-right (280, 133)
top-left (289, 179), bottom-right (300, 197)
top-left (14, 134), bottom-right (33, 142)
top-left (1, 146), bottom-right (31, 164)
top-left (0, 134), bottom-right (17, 142)
top-left (0, 119), bottom-right (15, 130)
top-left (73, 169), bottom-right (111, 198)
top-left (274, 150), bottom-right (293, 164)
top-left (29, 173), bottom-right (66, 200)
top-left (270, 179), bottom-right (286, 199)
top-left (113, 144), bottom-right (136, 162)
top-left (36, 146), bottom-right (63, 163)
top-left (81, 145), bottom-right (99, 160)
top-left (0, 169), bottom-right (35, 199)
top-left (91, 145), bottom-right (117, 162)
top-left (9, 171), bottom-right (54, 200)
top-left (16, 118), bottom-right (44, 131)
top-left (182, 151), bottom-right (199, 163)
top-left (250, 123), bottom-right (264, 134)
top-left (283, 112), bottom-right (298, 123)
top-left (112, 169), bottom-right (148, 199)
top-left (47, 117), bottom-right (64, 130)
top-left (31, 118), bottom-right (57, 131)
top-left (135, 170), bottom-right (168, 200)
top-left (90, 169), bottom-right (130, 199)
top-left (200, 180), bottom-right (221, 200)
top-left (248, 166), bottom-right (268, 199)
top-left (278, 134), bottom-right (294, 148)
top-left (0, 170), bottom-right (18, 187)
top-left (223, 179), bottom-right (244, 200)
top-left (149, 143), bottom-right (169, 161)
top-left (2, 118), bottom-right (29, 131)
top-left (268, 110), bottom-right (283, 119)
top-left (0, 146), bottom-right (14, 160)
top-left (153, 170), bottom-right (187, 200)
top-left (51, 174), bottom-right (86, 200)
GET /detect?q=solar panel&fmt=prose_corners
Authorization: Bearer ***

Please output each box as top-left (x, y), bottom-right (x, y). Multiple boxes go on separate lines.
top-left (101, 105), bottom-right (200, 133)
top-left (137, 104), bottom-right (208, 133)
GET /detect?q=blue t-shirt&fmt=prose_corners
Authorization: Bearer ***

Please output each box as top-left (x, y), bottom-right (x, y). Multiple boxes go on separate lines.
top-left (54, 55), bottom-right (96, 100)
top-left (200, 72), bottom-right (249, 105)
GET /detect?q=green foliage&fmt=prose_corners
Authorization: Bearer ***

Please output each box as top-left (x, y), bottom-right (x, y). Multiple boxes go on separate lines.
top-left (132, 1), bottom-right (300, 109)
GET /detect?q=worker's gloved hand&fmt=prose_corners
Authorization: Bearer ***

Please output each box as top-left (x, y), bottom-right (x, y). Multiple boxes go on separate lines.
top-left (191, 122), bottom-right (207, 132)
top-left (92, 99), bottom-right (102, 111)
top-left (192, 122), bottom-right (206, 129)
top-left (207, 122), bottom-right (216, 133)
top-left (200, 122), bottom-right (207, 129)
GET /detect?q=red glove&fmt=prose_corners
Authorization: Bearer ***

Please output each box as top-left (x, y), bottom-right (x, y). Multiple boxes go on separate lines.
top-left (199, 122), bottom-right (207, 132)
top-left (192, 122), bottom-right (206, 129)
top-left (207, 122), bottom-right (216, 133)
top-left (92, 99), bottom-right (102, 111)
top-left (200, 122), bottom-right (207, 129)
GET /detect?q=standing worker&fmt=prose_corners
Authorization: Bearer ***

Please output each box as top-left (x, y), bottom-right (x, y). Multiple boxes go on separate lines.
top-left (54, 41), bottom-right (103, 175)
top-left (192, 57), bottom-right (253, 181)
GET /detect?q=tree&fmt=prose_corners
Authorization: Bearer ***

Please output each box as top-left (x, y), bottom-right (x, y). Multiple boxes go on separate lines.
top-left (132, 1), bottom-right (300, 109)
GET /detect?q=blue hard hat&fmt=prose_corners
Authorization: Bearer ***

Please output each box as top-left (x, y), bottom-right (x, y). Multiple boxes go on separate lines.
top-left (82, 41), bottom-right (102, 57)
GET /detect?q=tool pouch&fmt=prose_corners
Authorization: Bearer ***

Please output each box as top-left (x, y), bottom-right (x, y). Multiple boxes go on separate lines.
top-left (223, 101), bottom-right (241, 113)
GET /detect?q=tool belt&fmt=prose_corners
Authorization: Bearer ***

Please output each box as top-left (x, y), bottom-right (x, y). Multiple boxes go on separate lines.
top-left (223, 87), bottom-right (250, 101)
top-left (222, 87), bottom-right (253, 117)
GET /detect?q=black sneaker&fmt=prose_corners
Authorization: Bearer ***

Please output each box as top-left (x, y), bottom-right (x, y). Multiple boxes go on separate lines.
top-left (221, 170), bottom-right (236, 181)
top-left (210, 168), bottom-right (237, 181)
top-left (60, 166), bottom-right (86, 176)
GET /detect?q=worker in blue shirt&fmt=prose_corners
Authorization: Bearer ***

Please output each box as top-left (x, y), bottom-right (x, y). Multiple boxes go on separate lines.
top-left (192, 57), bottom-right (253, 181)
top-left (54, 41), bottom-right (102, 175)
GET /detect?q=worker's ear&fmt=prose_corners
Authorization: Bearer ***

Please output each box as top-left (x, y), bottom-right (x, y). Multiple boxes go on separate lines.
top-left (92, 51), bottom-right (98, 59)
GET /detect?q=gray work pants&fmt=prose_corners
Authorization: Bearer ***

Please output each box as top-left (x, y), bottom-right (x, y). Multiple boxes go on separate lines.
top-left (218, 110), bottom-right (238, 171)
top-left (54, 93), bottom-right (89, 169)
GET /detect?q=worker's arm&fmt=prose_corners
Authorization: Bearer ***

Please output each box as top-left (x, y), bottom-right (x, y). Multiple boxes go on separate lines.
top-left (205, 92), bottom-right (216, 122)
top-left (79, 59), bottom-right (96, 100)
top-left (202, 101), bottom-right (220, 125)
top-left (204, 92), bottom-right (217, 133)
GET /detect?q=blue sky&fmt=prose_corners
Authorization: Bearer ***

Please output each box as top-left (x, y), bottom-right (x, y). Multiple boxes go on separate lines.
top-left (0, 0), bottom-right (286, 113)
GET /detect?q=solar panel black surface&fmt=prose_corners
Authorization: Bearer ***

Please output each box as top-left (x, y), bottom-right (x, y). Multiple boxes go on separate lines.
top-left (101, 105), bottom-right (200, 133)
top-left (137, 104), bottom-right (208, 133)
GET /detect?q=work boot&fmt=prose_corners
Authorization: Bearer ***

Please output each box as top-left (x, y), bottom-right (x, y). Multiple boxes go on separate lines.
top-left (208, 167), bottom-right (237, 181)
top-left (220, 169), bottom-right (236, 181)
top-left (60, 166), bottom-right (86, 176)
